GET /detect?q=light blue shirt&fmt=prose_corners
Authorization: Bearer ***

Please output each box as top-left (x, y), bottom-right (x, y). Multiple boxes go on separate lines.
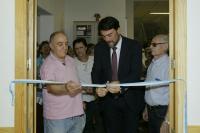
top-left (145, 54), bottom-right (169, 106)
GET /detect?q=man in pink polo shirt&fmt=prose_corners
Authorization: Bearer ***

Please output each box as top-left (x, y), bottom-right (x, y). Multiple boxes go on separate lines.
top-left (40, 31), bottom-right (85, 133)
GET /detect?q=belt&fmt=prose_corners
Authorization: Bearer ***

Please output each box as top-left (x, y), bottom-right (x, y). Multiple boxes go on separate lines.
top-left (147, 104), bottom-right (168, 110)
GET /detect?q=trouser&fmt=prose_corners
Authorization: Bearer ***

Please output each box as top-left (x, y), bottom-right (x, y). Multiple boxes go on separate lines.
top-left (147, 105), bottom-right (168, 133)
top-left (83, 101), bottom-right (106, 133)
top-left (44, 114), bottom-right (85, 133)
top-left (103, 96), bottom-right (140, 133)
top-left (83, 101), bottom-right (96, 133)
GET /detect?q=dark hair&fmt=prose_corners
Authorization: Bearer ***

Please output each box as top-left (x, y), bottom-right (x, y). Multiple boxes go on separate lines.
top-left (72, 38), bottom-right (88, 49)
top-left (87, 43), bottom-right (95, 55)
top-left (37, 41), bottom-right (49, 57)
top-left (49, 31), bottom-right (66, 43)
top-left (72, 38), bottom-right (88, 56)
top-left (98, 16), bottom-right (120, 33)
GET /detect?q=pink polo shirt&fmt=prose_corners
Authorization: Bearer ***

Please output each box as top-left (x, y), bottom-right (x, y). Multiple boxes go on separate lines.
top-left (40, 53), bottom-right (84, 119)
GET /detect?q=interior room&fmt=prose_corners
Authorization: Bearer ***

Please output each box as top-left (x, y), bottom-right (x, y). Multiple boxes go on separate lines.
top-left (3, 0), bottom-right (200, 133)
top-left (37, 0), bottom-right (169, 132)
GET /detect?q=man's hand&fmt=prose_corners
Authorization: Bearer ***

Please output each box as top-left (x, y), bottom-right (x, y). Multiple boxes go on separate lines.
top-left (160, 120), bottom-right (169, 133)
top-left (107, 81), bottom-right (121, 94)
top-left (96, 87), bottom-right (108, 97)
top-left (82, 87), bottom-right (94, 94)
top-left (142, 106), bottom-right (148, 121)
top-left (65, 80), bottom-right (82, 96)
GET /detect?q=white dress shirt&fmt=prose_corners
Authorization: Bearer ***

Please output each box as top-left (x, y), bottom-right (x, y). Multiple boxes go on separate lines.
top-left (75, 56), bottom-right (95, 102)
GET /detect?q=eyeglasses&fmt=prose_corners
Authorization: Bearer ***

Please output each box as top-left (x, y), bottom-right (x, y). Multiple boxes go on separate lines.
top-left (150, 42), bottom-right (168, 47)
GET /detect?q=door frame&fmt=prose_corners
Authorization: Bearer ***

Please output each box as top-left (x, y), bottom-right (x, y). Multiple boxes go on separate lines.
top-left (15, 0), bottom-right (37, 133)
top-left (14, 0), bottom-right (187, 133)
top-left (171, 0), bottom-right (187, 133)
top-left (15, 0), bottom-right (29, 132)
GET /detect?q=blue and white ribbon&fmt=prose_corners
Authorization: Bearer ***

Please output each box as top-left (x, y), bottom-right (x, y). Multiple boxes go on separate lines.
top-left (9, 79), bottom-right (181, 106)
top-left (9, 78), bottom-right (187, 133)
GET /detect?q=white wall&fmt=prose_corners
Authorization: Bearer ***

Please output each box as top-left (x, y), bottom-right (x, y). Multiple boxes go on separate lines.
top-left (187, 0), bottom-right (200, 125)
top-left (38, 0), bottom-right (130, 45)
top-left (38, 0), bottom-right (64, 43)
top-left (0, 0), bottom-right (15, 127)
top-left (38, 15), bottom-right (54, 43)
top-left (64, 0), bottom-right (127, 45)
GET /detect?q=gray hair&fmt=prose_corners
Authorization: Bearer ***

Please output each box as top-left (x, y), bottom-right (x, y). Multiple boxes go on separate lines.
top-left (49, 31), bottom-right (66, 43)
top-left (154, 34), bottom-right (169, 44)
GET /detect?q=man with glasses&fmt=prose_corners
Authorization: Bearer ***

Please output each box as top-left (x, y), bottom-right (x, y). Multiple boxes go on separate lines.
top-left (143, 34), bottom-right (169, 133)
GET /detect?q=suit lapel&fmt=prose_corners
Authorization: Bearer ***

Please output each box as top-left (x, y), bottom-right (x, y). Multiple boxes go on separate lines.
top-left (104, 44), bottom-right (112, 80)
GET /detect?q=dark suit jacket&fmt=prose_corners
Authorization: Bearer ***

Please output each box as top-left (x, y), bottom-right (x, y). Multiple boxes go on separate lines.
top-left (92, 36), bottom-right (144, 111)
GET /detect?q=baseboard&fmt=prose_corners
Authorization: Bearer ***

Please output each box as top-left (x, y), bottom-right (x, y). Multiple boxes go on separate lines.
top-left (188, 125), bottom-right (200, 133)
top-left (0, 127), bottom-right (14, 133)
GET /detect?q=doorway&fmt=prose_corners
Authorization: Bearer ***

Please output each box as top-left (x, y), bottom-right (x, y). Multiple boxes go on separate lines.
top-left (36, 0), bottom-right (172, 133)
top-left (14, 0), bottom-right (187, 133)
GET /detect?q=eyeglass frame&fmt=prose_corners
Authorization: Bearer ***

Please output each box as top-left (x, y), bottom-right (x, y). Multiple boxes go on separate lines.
top-left (150, 42), bottom-right (168, 47)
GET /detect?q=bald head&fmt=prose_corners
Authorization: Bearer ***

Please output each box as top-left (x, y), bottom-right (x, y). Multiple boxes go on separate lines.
top-left (49, 31), bottom-right (67, 43)
top-left (49, 31), bottom-right (68, 61)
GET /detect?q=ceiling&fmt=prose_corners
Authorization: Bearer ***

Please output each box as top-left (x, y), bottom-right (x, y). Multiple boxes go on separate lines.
top-left (38, 6), bottom-right (51, 15)
top-left (134, 0), bottom-right (169, 45)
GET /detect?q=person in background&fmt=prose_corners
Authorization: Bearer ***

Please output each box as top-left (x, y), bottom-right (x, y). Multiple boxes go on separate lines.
top-left (87, 43), bottom-right (95, 56)
top-left (36, 40), bottom-right (50, 133)
top-left (67, 45), bottom-right (75, 57)
top-left (73, 38), bottom-right (96, 133)
top-left (37, 41), bottom-right (50, 79)
top-left (142, 34), bottom-right (169, 133)
top-left (40, 31), bottom-right (85, 133)
top-left (92, 16), bottom-right (144, 133)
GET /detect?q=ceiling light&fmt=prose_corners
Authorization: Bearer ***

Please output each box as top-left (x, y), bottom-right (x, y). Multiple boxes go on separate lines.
top-left (149, 12), bottom-right (170, 15)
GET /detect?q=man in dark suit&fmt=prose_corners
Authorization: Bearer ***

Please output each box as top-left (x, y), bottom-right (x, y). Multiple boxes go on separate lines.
top-left (92, 16), bottom-right (144, 133)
